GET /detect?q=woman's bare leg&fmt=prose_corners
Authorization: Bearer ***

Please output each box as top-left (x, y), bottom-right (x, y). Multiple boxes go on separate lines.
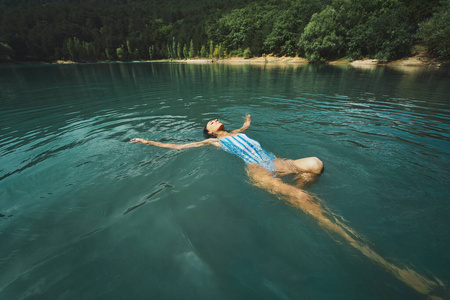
top-left (274, 157), bottom-right (324, 188)
top-left (246, 164), bottom-right (444, 298)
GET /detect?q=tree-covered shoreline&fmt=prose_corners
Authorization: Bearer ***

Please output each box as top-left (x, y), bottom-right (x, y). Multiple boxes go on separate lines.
top-left (0, 0), bottom-right (449, 64)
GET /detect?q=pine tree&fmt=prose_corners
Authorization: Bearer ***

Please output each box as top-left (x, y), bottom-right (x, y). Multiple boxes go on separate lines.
top-left (177, 42), bottom-right (182, 59)
top-left (183, 43), bottom-right (188, 59)
top-left (189, 39), bottom-right (195, 58)
top-left (172, 37), bottom-right (177, 59)
top-left (149, 45), bottom-right (154, 60)
top-left (209, 40), bottom-right (214, 58)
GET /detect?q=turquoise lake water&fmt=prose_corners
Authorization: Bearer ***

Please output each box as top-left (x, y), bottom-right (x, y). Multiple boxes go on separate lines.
top-left (0, 62), bottom-right (449, 299)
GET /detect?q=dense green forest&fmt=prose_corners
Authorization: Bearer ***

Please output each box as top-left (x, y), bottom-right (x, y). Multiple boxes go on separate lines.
top-left (0, 0), bottom-right (449, 63)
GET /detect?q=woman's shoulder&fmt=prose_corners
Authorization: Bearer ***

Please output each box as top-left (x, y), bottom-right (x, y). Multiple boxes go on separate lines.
top-left (205, 138), bottom-right (222, 147)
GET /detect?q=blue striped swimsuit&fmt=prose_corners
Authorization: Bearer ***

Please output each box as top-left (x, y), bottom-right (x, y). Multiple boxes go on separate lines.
top-left (219, 134), bottom-right (276, 173)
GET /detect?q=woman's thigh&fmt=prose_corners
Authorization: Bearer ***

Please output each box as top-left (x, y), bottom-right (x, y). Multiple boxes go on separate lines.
top-left (274, 157), bottom-right (324, 175)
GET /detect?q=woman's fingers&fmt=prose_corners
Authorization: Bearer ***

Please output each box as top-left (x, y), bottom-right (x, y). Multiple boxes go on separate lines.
top-left (130, 138), bottom-right (142, 144)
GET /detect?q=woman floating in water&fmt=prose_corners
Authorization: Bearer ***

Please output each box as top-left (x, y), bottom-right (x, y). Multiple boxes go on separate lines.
top-left (131, 115), bottom-right (444, 299)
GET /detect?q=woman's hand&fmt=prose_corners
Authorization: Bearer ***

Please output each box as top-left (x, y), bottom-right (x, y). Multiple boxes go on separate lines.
top-left (130, 138), bottom-right (147, 144)
top-left (244, 114), bottom-right (251, 125)
top-left (231, 114), bottom-right (251, 133)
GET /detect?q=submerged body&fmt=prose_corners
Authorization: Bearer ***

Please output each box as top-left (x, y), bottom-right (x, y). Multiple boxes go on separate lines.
top-left (130, 115), bottom-right (444, 299)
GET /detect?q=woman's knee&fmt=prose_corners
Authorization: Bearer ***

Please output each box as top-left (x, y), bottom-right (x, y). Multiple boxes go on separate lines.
top-left (293, 157), bottom-right (324, 174)
top-left (310, 157), bottom-right (324, 174)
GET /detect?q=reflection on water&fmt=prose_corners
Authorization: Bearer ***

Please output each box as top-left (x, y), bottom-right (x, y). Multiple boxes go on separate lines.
top-left (0, 63), bottom-right (449, 300)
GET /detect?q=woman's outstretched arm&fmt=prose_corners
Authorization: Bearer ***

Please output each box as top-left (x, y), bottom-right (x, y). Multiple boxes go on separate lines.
top-left (130, 138), bottom-right (221, 149)
top-left (231, 114), bottom-right (251, 133)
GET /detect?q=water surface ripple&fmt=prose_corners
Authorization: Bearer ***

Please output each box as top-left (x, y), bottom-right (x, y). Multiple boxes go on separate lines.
top-left (0, 63), bottom-right (449, 300)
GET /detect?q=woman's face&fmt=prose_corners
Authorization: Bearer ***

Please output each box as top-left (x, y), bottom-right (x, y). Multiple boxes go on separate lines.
top-left (206, 119), bottom-right (224, 133)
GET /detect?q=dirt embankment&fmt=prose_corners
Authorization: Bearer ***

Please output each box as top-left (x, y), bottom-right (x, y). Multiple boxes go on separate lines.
top-left (167, 55), bottom-right (308, 65)
top-left (349, 46), bottom-right (446, 68)
top-left (52, 46), bottom-right (447, 68)
top-left (179, 48), bottom-right (446, 68)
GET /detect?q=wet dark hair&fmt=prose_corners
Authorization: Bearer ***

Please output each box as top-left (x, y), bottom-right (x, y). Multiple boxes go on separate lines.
top-left (203, 127), bottom-right (216, 139)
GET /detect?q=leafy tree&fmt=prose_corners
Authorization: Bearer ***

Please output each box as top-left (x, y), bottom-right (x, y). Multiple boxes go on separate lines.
top-left (343, 0), bottom-right (413, 60)
top-left (207, 2), bottom-right (275, 56)
top-left (264, 0), bottom-right (323, 56)
top-left (299, 0), bottom-right (413, 61)
top-left (299, 6), bottom-right (346, 62)
top-left (399, 0), bottom-right (441, 27)
top-left (417, 0), bottom-right (450, 59)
